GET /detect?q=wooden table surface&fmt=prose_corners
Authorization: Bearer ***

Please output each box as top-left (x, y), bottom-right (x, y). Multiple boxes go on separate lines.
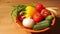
top-left (0, 0), bottom-right (60, 34)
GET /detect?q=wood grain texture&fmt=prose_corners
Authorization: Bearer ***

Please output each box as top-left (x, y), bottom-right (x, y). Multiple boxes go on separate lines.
top-left (0, 0), bottom-right (60, 34)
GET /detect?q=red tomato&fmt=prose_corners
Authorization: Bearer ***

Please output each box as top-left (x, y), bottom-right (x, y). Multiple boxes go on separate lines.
top-left (32, 12), bottom-right (43, 24)
top-left (40, 9), bottom-right (51, 18)
top-left (36, 4), bottom-right (45, 12)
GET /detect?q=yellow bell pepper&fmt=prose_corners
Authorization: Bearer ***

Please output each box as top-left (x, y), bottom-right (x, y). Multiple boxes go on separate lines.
top-left (25, 6), bottom-right (36, 18)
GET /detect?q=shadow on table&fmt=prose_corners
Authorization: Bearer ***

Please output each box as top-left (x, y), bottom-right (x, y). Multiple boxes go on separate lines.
top-left (32, 17), bottom-right (60, 34)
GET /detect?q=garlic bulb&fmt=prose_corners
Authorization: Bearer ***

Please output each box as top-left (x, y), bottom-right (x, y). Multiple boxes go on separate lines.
top-left (46, 7), bottom-right (58, 15)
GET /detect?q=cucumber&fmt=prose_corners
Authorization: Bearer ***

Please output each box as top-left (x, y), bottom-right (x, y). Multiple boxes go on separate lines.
top-left (45, 15), bottom-right (53, 21)
top-left (33, 20), bottom-right (50, 30)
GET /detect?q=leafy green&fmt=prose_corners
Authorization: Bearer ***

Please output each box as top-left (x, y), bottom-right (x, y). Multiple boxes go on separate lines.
top-left (11, 4), bottom-right (35, 21)
top-left (11, 5), bottom-right (26, 21)
top-left (29, 4), bottom-right (35, 7)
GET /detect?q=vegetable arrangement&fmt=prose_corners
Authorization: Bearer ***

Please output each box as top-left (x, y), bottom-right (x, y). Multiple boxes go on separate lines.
top-left (11, 4), bottom-right (53, 30)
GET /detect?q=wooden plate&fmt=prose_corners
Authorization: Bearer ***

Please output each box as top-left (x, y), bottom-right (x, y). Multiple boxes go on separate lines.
top-left (14, 12), bottom-right (55, 33)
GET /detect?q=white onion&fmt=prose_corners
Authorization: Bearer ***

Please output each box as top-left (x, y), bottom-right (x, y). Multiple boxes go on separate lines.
top-left (22, 18), bottom-right (34, 28)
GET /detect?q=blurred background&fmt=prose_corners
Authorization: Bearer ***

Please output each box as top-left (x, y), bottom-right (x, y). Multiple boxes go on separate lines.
top-left (0, 0), bottom-right (60, 34)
